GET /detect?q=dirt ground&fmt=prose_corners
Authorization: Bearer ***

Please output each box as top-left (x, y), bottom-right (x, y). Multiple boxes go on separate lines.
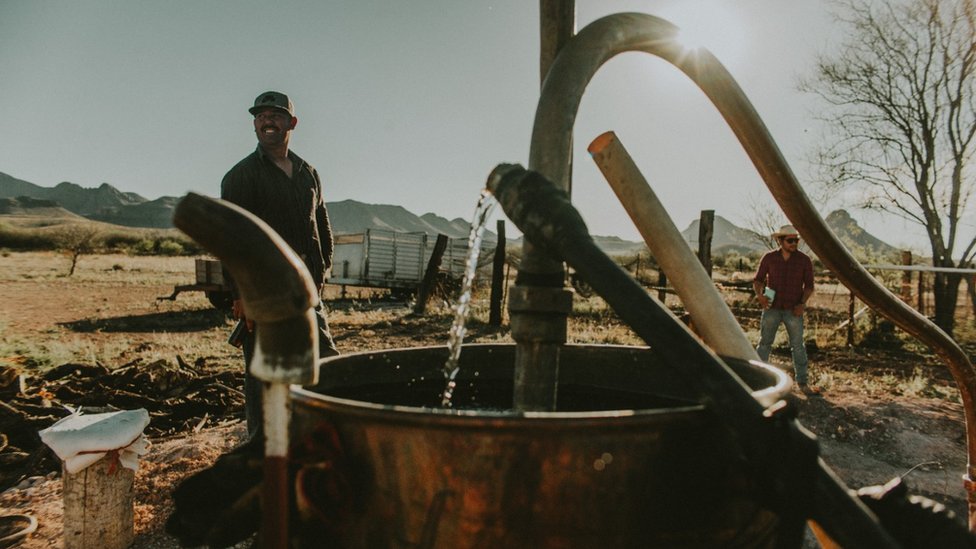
top-left (1, 251), bottom-right (974, 547)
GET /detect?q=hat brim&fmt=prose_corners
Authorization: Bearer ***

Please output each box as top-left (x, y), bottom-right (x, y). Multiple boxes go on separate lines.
top-left (248, 105), bottom-right (292, 116)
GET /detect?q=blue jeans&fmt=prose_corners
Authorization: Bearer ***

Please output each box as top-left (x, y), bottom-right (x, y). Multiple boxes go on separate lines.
top-left (756, 307), bottom-right (808, 384)
top-left (242, 302), bottom-right (340, 439)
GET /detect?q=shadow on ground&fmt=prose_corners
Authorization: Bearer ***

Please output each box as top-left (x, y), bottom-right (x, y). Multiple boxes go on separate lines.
top-left (59, 308), bottom-right (229, 333)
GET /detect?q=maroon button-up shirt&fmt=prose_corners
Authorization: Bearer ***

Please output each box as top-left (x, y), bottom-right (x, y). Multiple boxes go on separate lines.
top-left (754, 249), bottom-right (814, 309)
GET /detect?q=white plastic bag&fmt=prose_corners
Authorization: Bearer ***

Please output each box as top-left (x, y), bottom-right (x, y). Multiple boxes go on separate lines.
top-left (39, 409), bottom-right (150, 474)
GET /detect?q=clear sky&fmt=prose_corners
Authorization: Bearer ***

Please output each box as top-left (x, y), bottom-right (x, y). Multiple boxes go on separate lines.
top-left (0, 0), bottom-right (932, 250)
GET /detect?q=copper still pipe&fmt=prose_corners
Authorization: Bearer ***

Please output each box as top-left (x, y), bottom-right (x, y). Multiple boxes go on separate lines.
top-left (173, 192), bottom-right (320, 549)
top-left (526, 11), bottom-right (976, 529)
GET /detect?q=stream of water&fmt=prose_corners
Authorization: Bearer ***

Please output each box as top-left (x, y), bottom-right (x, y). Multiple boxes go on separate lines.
top-left (440, 189), bottom-right (497, 407)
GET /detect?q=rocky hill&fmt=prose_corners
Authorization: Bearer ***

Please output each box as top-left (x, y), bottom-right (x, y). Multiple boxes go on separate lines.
top-left (0, 171), bottom-right (899, 258)
top-left (679, 211), bottom-right (902, 260)
top-left (825, 209), bottom-right (900, 258)
top-left (0, 196), bottom-right (84, 219)
top-left (681, 215), bottom-right (767, 255)
top-left (327, 199), bottom-right (473, 238)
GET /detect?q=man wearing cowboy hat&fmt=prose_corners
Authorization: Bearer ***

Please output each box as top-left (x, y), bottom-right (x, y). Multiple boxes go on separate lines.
top-left (753, 225), bottom-right (816, 394)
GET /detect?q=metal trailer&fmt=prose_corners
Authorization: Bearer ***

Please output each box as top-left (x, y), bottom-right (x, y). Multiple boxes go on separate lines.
top-left (329, 229), bottom-right (488, 297)
top-left (157, 257), bottom-right (233, 309)
top-left (160, 230), bottom-right (493, 306)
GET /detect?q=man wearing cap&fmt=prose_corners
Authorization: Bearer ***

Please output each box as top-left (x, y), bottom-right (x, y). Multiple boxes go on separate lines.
top-left (753, 225), bottom-right (816, 394)
top-left (221, 91), bottom-right (340, 437)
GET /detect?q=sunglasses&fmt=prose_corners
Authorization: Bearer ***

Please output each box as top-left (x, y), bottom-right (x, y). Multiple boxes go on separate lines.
top-left (783, 237), bottom-right (799, 244)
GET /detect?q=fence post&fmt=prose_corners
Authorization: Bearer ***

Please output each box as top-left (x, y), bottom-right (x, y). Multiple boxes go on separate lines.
top-left (917, 271), bottom-right (926, 315)
top-left (900, 250), bottom-right (913, 303)
top-left (657, 271), bottom-right (667, 304)
top-left (697, 209), bottom-right (714, 277)
top-left (413, 234), bottom-right (449, 315)
top-left (489, 221), bottom-right (506, 326)
top-left (847, 291), bottom-right (856, 347)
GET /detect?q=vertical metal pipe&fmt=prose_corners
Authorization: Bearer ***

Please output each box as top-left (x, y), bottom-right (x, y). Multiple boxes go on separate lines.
top-left (588, 131), bottom-right (759, 363)
top-left (539, 0), bottom-right (576, 87)
top-left (507, 3), bottom-right (578, 412)
top-left (262, 383), bottom-right (291, 549)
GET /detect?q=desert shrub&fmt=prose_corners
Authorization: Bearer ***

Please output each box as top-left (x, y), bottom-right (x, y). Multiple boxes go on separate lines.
top-left (715, 251), bottom-right (756, 273)
top-left (101, 229), bottom-right (149, 250)
top-left (0, 225), bottom-right (60, 250)
top-left (132, 239), bottom-right (156, 254)
top-left (857, 319), bottom-right (904, 351)
top-left (157, 239), bottom-right (185, 256)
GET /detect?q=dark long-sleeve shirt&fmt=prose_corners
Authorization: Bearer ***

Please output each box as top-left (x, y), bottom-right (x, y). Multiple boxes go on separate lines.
top-left (220, 146), bottom-right (334, 295)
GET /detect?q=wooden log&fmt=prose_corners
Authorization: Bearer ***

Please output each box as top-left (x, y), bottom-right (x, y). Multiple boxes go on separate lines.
top-left (62, 457), bottom-right (134, 549)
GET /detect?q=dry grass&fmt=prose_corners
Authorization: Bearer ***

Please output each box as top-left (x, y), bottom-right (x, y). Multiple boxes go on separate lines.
top-left (3, 250), bottom-right (975, 546)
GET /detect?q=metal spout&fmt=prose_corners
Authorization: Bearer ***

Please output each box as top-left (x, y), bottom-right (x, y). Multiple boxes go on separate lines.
top-left (173, 192), bottom-right (320, 549)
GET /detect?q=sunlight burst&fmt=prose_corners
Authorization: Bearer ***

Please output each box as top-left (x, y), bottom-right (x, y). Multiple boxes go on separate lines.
top-left (657, 1), bottom-right (751, 71)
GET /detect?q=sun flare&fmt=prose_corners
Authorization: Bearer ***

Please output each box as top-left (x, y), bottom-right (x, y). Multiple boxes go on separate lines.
top-left (656, 1), bottom-right (751, 71)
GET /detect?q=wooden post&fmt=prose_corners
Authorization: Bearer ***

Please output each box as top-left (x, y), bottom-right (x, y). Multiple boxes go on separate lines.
top-left (539, 0), bottom-right (576, 193)
top-left (489, 221), bottom-right (506, 326)
top-left (847, 291), bottom-right (856, 347)
top-left (63, 458), bottom-right (134, 549)
top-left (697, 209), bottom-right (714, 277)
top-left (917, 271), bottom-right (926, 315)
top-left (900, 250), bottom-right (913, 302)
top-left (413, 234), bottom-right (449, 315)
top-left (657, 271), bottom-right (668, 304)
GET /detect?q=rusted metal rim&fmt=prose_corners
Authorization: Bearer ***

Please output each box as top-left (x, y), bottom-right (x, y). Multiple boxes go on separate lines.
top-left (291, 343), bottom-right (790, 426)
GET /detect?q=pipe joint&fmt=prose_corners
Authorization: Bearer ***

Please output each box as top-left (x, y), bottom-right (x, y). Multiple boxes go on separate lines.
top-left (508, 285), bottom-right (573, 344)
top-left (508, 285), bottom-right (574, 314)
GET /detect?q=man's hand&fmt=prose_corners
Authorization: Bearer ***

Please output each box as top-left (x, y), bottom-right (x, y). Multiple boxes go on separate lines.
top-left (757, 295), bottom-right (770, 309)
top-left (792, 303), bottom-right (805, 317)
top-left (232, 299), bottom-right (255, 331)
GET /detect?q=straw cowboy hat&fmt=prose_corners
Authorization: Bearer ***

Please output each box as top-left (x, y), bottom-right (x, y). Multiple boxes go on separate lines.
top-left (771, 224), bottom-right (799, 238)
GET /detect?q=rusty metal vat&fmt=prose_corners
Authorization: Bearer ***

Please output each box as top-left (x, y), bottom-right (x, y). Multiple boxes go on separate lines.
top-left (291, 343), bottom-right (791, 548)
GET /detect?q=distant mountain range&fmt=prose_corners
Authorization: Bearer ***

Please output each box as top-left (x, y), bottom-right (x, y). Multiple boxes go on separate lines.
top-left (0, 171), bottom-right (900, 257)
top-left (680, 210), bottom-right (899, 258)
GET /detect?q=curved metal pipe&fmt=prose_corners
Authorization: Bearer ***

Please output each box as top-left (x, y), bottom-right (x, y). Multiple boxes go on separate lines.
top-left (527, 11), bottom-right (976, 528)
top-left (173, 192), bottom-right (320, 549)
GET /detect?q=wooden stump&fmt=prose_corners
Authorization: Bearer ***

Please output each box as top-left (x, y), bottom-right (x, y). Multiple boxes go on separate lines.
top-left (62, 458), bottom-right (134, 549)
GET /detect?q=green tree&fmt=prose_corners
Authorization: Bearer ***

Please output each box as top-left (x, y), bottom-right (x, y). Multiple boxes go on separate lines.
top-left (802, 0), bottom-right (976, 335)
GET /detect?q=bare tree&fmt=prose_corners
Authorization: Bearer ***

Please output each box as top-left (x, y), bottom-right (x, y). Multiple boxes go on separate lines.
top-left (55, 223), bottom-right (102, 276)
top-left (801, 0), bottom-right (976, 335)
top-left (741, 193), bottom-right (784, 251)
